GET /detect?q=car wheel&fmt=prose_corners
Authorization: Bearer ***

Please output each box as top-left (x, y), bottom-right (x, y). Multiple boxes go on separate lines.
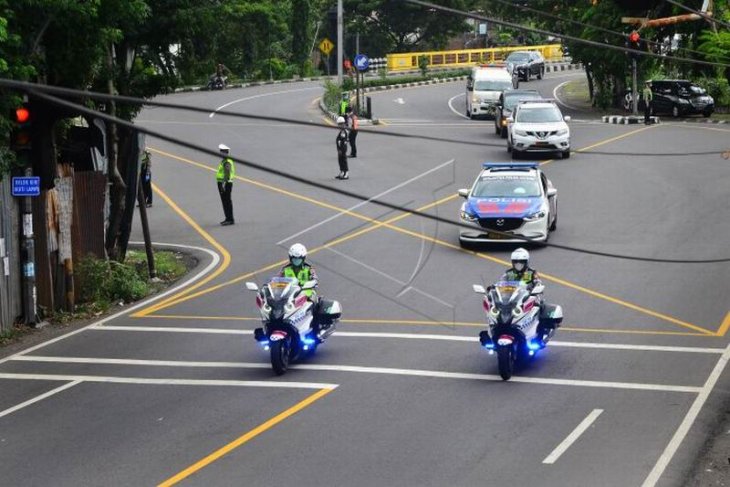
top-left (672, 105), bottom-right (681, 118)
top-left (549, 206), bottom-right (557, 231)
top-left (501, 127), bottom-right (507, 139)
top-left (537, 67), bottom-right (543, 80)
top-left (561, 149), bottom-right (570, 159)
top-left (507, 138), bottom-right (512, 153)
top-left (703, 109), bottom-right (713, 117)
top-left (495, 121), bottom-right (501, 135)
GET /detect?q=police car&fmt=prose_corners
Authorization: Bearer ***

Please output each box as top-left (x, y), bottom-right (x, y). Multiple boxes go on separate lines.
top-left (457, 162), bottom-right (557, 244)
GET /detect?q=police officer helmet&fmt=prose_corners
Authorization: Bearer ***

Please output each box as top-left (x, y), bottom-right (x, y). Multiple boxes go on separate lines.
top-left (218, 144), bottom-right (230, 154)
top-left (289, 243), bottom-right (307, 267)
top-left (336, 116), bottom-right (346, 125)
top-left (511, 248), bottom-right (529, 272)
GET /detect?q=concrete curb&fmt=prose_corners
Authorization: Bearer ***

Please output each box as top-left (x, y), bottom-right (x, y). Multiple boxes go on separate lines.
top-left (174, 77), bottom-right (326, 93)
top-left (602, 115), bottom-right (660, 125)
top-left (670, 118), bottom-right (729, 124)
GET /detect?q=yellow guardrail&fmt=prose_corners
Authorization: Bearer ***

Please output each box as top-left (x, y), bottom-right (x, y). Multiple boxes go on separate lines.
top-left (387, 44), bottom-right (564, 72)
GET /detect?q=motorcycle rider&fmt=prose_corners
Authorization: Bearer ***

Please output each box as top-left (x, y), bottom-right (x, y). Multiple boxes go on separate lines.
top-left (500, 247), bottom-right (542, 289)
top-left (280, 243), bottom-right (325, 331)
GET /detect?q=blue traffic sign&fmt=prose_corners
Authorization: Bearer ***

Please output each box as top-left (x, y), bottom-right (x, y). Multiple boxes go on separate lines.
top-left (12, 177), bottom-right (40, 197)
top-left (354, 54), bottom-right (370, 72)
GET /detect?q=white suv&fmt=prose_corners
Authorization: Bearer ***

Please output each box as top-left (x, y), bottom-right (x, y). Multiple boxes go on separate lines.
top-left (507, 101), bottom-right (571, 159)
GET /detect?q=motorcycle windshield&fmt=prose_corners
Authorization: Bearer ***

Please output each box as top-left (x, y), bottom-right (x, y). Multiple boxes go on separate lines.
top-left (490, 281), bottom-right (529, 324)
top-left (263, 277), bottom-right (298, 320)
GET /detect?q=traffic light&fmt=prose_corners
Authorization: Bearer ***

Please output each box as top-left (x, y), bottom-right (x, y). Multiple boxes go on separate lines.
top-left (10, 103), bottom-right (33, 165)
top-left (626, 31), bottom-right (642, 60)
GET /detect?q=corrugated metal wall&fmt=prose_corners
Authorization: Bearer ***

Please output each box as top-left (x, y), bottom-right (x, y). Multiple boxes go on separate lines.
top-left (0, 179), bottom-right (22, 332)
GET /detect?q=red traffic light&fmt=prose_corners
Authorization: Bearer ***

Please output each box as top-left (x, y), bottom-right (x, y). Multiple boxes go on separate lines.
top-left (15, 107), bottom-right (30, 124)
top-left (629, 31), bottom-right (640, 43)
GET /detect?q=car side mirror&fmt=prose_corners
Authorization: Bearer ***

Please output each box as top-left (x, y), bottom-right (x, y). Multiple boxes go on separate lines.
top-left (547, 187), bottom-right (557, 197)
top-left (531, 284), bottom-right (545, 295)
top-left (458, 188), bottom-right (469, 198)
top-left (245, 282), bottom-right (259, 292)
top-left (563, 116), bottom-right (571, 122)
top-left (473, 284), bottom-right (486, 294)
top-left (301, 280), bottom-right (318, 290)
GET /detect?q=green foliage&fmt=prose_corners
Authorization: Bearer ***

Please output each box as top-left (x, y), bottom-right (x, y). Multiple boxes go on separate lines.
top-left (125, 250), bottom-right (186, 282)
top-left (697, 75), bottom-right (730, 107)
top-left (77, 255), bottom-right (148, 305)
top-left (418, 55), bottom-right (429, 77)
top-left (323, 79), bottom-right (342, 113)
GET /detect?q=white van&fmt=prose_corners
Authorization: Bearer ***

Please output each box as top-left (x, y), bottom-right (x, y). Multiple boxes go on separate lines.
top-left (466, 67), bottom-right (516, 119)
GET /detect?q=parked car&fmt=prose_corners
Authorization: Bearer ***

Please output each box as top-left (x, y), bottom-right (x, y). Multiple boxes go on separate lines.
top-left (649, 80), bottom-right (715, 117)
top-left (506, 51), bottom-right (545, 81)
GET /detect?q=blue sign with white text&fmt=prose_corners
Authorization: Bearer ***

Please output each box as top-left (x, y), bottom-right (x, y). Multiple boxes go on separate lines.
top-left (354, 54), bottom-right (370, 72)
top-left (12, 177), bottom-right (40, 197)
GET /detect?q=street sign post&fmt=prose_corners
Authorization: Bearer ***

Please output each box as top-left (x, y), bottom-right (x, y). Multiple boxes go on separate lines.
top-left (319, 38), bottom-right (334, 57)
top-left (12, 177), bottom-right (40, 197)
top-left (354, 54), bottom-right (370, 72)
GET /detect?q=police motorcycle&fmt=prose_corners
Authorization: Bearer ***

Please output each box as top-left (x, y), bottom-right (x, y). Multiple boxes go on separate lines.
top-left (472, 280), bottom-right (563, 381)
top-left (245, 277), bottom-right (342, 375)
top-left (207, 75), bottom-right (227, 90)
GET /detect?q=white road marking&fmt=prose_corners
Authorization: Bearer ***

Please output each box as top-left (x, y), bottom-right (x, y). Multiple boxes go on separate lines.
top-left (641, 342), bottom-right (730, 487)
top-left (448, 93), bottom-right (469, 119)
top-left (0, 380), bottom-right (82, 420)
top-left (6, 356), bottom-right (702, 393)
top-left (87, 325), bottom-right (725, 354)
top-left (0, 373), bottom-right (337, 391)
top-left (394, 97), bottom-right (405, 104)
top-left (209, 87), bottom-right (321, 118)
top-left (276, 159), bottom-right (454, 245)
top-left (542, 409), bottom-right (604, 464)
top-left (0, 243), bottom-right (220, 367)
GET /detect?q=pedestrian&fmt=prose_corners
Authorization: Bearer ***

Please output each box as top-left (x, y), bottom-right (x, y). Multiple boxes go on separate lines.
top-left (140, 149), bottom-right (153, 207)
top-left (335, 116), bottom-right (349, 180)
top-left (642, 81), bottom-right (653, 125)
top-left (346, 107), bottom-right (358, 158)
top-left (216, 144), bottom-right (235, 225)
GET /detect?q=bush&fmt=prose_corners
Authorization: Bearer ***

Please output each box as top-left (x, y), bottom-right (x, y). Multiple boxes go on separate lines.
top-left (418, 55), bottom-right (429, 77)
top-left (77, 255), bottom-right (149, 305)
top-left (698, 75), bottom-right (730, 107)
top-left (323, 79), bottom-right (342, 113)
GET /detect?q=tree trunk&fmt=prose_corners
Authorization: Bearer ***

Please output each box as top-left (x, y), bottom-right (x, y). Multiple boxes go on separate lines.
top-left (585, 65), bottom-right (595, 105)
top-left (104, 43), bottom-right (127, 262)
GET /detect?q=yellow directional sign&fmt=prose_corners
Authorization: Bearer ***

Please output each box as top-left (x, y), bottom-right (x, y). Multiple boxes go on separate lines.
top-left (319, 38), bottom-right (334, 56)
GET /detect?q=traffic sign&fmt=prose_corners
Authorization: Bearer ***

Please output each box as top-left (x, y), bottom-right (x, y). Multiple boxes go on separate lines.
top-left (319, 38), bottom-right (334, 56)
top-left (354, 54), bottom-right (370, 72)
top-left (12, 177), bottom-right (40, 197)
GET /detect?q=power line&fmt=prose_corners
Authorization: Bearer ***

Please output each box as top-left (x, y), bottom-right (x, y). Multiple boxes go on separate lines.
top-left (664, 0), bottom-right (730, 30)
top-left (27, 88), bottom-right (730, 264)
top-left (0, 78), bottom-right (725, 158)
top-left (486, 0), bottom-right (730, 62)
top-left (404, 0), bottom-right (730, 68)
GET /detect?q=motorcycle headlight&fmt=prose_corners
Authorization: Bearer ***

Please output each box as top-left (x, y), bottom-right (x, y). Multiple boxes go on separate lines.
top-left (556, 128), bottom-right (569, 136)
top-left (512, 306), bottom-right (524, 317)
top-left (514, 129), bottom-right (528, 137)
top-left (490, 306), bottom-right (499, 316)
top-left (261, 303), bottom-right (271, 318)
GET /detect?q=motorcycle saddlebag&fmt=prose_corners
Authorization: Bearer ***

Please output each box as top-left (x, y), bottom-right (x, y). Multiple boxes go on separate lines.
top-left (540, 303), bottom-right (563, 328)
top-left (317, 299), bottom-right (342, 325)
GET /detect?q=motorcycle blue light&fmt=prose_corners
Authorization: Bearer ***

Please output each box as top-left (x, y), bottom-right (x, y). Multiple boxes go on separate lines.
top-left (302, 336), bottom-right (316, 346)
top-left (527, 340), bottom-right (542, 351)
top-left (528, 350), bottom-right (535, 356)
top-left (483, 343), bottom-right (495, 349)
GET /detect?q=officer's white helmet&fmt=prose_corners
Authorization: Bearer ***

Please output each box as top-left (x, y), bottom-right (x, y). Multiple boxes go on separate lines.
top-left (336, 116), bottom-right (346, 125)
top-left (288, 243), bottom-right (307, 267)
top-left (511, 247), bottom-right (529, 272)
top-left (218, 143), bottom-right (230, 153)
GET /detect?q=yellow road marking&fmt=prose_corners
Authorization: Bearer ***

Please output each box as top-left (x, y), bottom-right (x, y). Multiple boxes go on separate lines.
top-left (158, 388), bottom-right (333, 487)
top-left (716, 311), bottom-right (730, 337)
top-left (132, 184), bottom-right (231, 318)
top-left (140, 314), bottom-right (708, 337)
top-left (663, 123), bottom-right (730, 133)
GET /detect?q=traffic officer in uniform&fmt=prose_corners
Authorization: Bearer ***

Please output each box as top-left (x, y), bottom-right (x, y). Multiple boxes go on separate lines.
top-left (643, 81), bottom-right (653, 125)
top-left (216, 144), bottom-right (235, 225)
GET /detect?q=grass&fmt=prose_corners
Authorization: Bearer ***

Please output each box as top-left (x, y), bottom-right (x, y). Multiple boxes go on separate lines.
top-left (558, 78), bottom-right (593, 111)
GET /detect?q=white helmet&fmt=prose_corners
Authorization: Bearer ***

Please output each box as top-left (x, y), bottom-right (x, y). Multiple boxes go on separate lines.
top-left (336, 116), bottom-right (346, 125)
top-left (288, 243), bottom-right (307, 267)
top-left (218, 143), bottom-right (230, 153)
top-left (511, 247), bottom-right (529, 272)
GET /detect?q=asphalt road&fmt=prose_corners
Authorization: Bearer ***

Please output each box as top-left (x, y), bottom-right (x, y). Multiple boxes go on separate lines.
top-left (1, 70), bottom-right (729, 487)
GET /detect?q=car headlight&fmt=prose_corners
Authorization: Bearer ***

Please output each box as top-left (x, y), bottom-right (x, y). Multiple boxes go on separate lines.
top-left (524, 210), bottom-right (546, 221)
top-left (460, 210), bottom-right (478, 223)
top-left (556, 128), bottom-right (569, 136)
top-left (514, 129), bottom-right (528, 136)
top-left (473, 96), bottom-right (481, 103)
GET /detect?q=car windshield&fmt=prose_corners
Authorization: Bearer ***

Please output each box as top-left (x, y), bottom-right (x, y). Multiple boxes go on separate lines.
top-left (504, 94), bottom-right (541, 109)
top-left (507, 53), bottom-right (530, 62)
top-left (516, 106), bottom-right (563, 123)
top-left (472, 175), bottom-right (542, 197)
top-left (689, 85), bottom-right (706, 95)
top-left (475, 80), bottom-right (513, 91)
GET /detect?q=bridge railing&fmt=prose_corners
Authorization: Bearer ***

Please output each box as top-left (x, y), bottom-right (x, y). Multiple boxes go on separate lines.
top-left (386, 44), bottom-right (564, 72)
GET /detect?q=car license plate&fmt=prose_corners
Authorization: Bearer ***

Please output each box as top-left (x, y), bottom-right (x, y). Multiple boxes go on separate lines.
top-left (536, 141), bottom-right (550, 146)
top-left (488, 232), bottom-right (509, 240)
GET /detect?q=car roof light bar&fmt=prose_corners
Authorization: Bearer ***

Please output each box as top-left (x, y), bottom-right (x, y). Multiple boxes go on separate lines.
top-left (483, 162), bottom-right (539, 169)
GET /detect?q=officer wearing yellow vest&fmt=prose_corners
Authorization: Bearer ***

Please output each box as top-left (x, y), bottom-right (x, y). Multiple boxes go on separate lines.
top-left (280, 243), bottom-right (318, 299)
top-left (216, 144), bottom-right (236, 225)
top-left (500, 248), bottom-right (542, 290)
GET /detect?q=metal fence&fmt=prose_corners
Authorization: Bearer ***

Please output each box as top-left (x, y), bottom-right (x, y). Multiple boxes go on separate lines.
top-left (0, 178), bottom-right (22, 332)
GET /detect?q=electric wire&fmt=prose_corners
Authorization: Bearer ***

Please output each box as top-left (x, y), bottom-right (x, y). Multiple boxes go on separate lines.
top-left (1, 78), bottom-right (726, 157)
top-left (27, 88), bottom-right (730, 264)
top-left (486, 0), bottom-right (730, 62)
top-left (664, 0), bottom-right (730, 30)
top-left (403, 0), bottom-right (730, 68)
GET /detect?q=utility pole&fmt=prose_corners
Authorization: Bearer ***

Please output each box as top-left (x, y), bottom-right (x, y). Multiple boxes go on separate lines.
top-left (337, 0), bottom-right (343, 85)
top-left (632, 57), bottom-right (638, 116)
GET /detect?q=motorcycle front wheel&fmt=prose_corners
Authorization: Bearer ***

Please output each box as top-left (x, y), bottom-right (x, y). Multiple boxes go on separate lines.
top-left (270, 339), bottom-right (290, 375)
top-left (497, 347), bottom-right (515, 381)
